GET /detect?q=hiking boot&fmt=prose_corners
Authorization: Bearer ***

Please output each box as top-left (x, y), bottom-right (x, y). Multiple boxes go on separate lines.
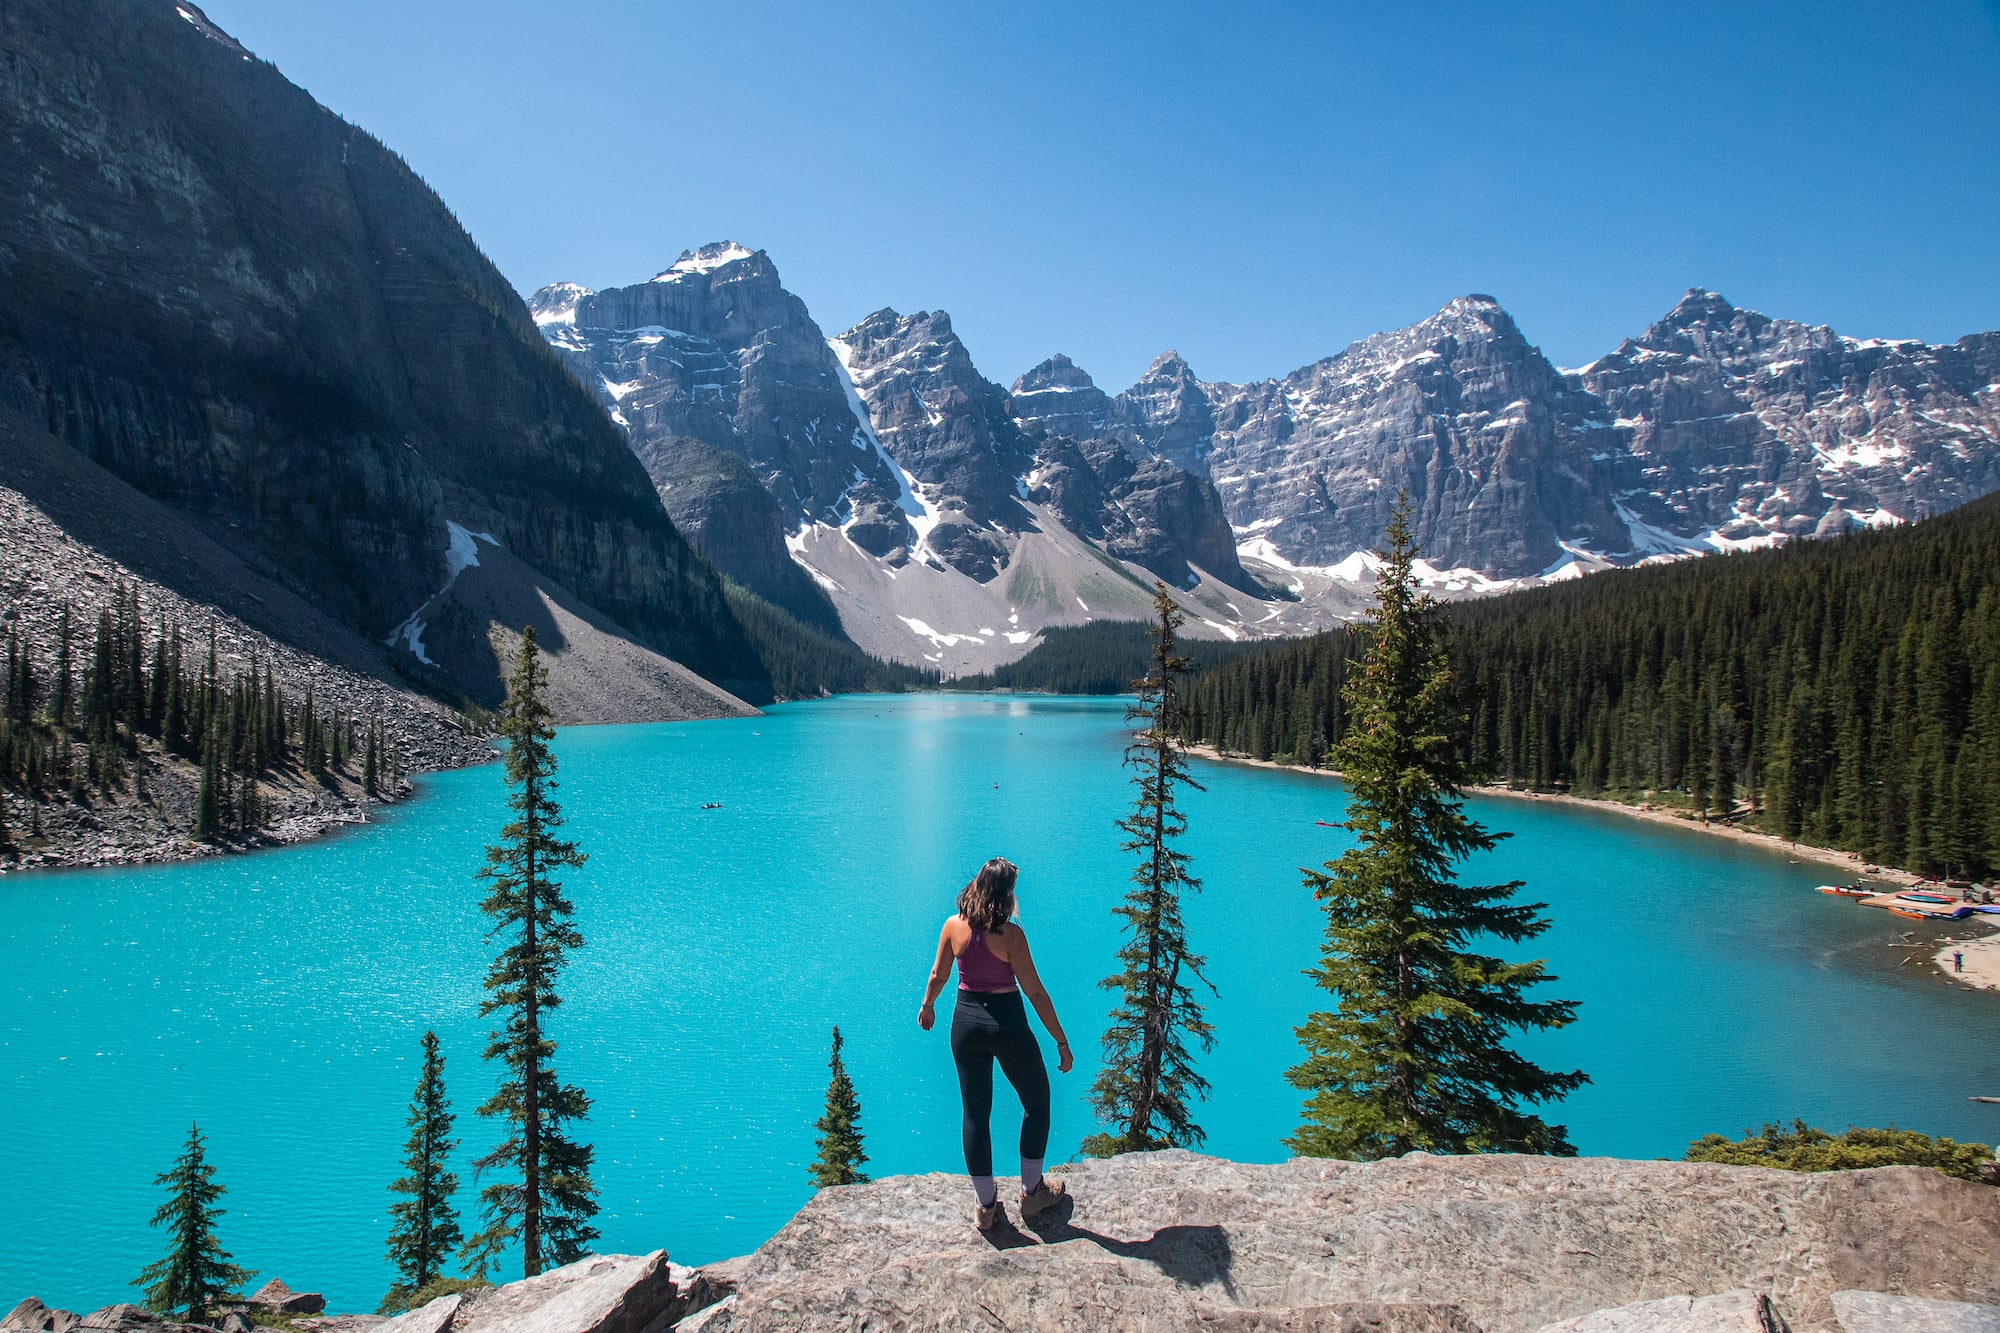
top-left (1019, 1176), bottom-right (1066, 1221)
top-left (974, 1200), bottom-right (1004, 1231)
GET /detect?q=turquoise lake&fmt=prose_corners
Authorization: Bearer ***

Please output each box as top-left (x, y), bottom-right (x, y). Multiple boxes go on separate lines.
top-left (5, 693), bottom-right (1997, 1313)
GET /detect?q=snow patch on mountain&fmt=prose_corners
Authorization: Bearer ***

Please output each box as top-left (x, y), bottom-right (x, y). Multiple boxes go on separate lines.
top-left (529, 282), bottom-right (592, 326)
top-left (653, 241), bottom-right (755, 281)
top-left (385, 521), bottom-right (501, 666)
top-left (1613, 500), bottom-right (1783, 558)
top-left (828, 336), bottom-right (940, 558)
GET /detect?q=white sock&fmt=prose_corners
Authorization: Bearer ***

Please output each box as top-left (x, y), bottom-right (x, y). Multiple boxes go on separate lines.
top-left (971, 1175), bottom-right (997, 1207)
top-left (1020, 1157), bottom-right (1044, 1194)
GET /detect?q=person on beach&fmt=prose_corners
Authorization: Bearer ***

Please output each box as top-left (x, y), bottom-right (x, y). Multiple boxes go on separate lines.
top-left (1955, 951), bottom-right (1964, 973)
top-left (918, 857), bottom-right (1074, 1231)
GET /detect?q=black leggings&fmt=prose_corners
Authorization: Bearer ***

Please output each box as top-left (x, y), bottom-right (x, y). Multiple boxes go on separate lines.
top-left (949, 989), bottom-right (1051, 1176)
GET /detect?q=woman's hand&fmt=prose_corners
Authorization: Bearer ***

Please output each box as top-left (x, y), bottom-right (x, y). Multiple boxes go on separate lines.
top-left (917, 1001), bottom-right (935, 1031)
top-left (1055, 1039), bottom-right (1073, 1074)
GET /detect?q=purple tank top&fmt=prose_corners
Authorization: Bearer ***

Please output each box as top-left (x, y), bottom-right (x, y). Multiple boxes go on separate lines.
top-left (957, 926), bottom-right (1017, 992)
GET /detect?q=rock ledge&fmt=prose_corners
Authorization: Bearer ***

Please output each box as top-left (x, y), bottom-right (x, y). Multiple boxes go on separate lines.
top-left (685, 1151), bottom-right (2000, 1332)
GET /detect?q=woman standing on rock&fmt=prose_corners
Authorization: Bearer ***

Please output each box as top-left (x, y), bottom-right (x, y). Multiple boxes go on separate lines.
top-left (918, 857), bottom-right (1074, 1230)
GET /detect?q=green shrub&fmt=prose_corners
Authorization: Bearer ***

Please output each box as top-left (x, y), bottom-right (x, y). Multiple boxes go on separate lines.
top-left (1686, 1120), bottom-right (1995, 1182)
top-left (377, 1276), bottom-right (489, 1317)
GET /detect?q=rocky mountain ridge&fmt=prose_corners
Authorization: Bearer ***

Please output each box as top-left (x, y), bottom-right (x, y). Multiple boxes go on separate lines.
top-left (536, 250), bottom-right (1274, 673)
top-left (537, 242), bottom-right (1999, 669)
top-left (1119, 289), bottom-right (2000, 583)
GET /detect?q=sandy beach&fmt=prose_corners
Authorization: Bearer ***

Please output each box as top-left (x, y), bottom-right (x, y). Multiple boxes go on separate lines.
top-left (1184, 743), bottom-right (1930, 886)
top-left (1934, 926), bottom-right (2000, 994)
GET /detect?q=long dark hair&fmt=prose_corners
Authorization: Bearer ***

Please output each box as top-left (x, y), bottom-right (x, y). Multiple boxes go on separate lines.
top-left (957, 857), bottom-right (1017, 932)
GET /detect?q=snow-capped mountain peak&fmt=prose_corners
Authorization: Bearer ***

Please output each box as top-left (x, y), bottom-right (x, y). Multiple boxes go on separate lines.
top-left (528, 281), bottom-right (592, 326)
top-left (652, 240), bottom-right (758, 281)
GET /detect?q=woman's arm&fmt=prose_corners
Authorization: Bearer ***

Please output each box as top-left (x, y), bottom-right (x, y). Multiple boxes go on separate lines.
top-left (917, 919), bottom-right (955, 1031)
top-left (1006, 925), bottom-right (1073, 1073)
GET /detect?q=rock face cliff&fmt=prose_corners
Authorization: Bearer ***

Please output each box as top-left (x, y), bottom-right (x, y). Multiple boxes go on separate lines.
top-left (1112, 292), bottom-right (2000, 584)
top-left (832, 308), bottom-right (1041, 580)
top-left (536, 246), bottom-right (905, 631)
top-left (683, 1152), bottom-right (2000, 1333)
top-left (1577, 290), bottom-right (2000, 548)
top-left (535, 257), bottom-right (1290, 672)
top-left (1012, 356), bottom-right (1262, 594)
top-left (0, 0), bottom-right (760, 700)
top-left (1139, 298), bottom-right (1631, 580)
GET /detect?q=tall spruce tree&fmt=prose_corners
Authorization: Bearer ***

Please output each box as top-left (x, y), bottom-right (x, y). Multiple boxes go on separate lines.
top-left (1288, 497), bottom-right (1586, 1159)
top-left (808, 1026), bottom-right (870, 1188)
top-left (51, 603), bottom-right (74, 726)
top-left (133, 1123), bottom-right (255, 1322)
top-left (386, 1031), bottom-right (463, 1300)
top-left (462, 628), bottom-right (598, 1279)
top-left (196, 732), bottom-right (223, 842)
top-left (1084, 583), bottom-right (1215, 1157)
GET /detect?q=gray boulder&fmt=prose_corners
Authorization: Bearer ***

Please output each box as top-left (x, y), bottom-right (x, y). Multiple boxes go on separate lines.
top-left (3, 1299), bottom-right (80, 1333)
top-left (1202, 1306), bottom-right (1483, 1331)
top-left (248, 1281), bottom-right (324, 1316)
top-left (74, 1308), bottom-right (170, 1333)
top-left (374, 1295), bottom-right (462, 1333)
top-left (1536, 1289), bottom-right (1784, 1332)
top-left (694, 1150), bottom-right (2000, 1333)
top-left (454, 1252), bottom-right (675, 1333)
top-left (1832, 1291), bottom-right (2000, 1332)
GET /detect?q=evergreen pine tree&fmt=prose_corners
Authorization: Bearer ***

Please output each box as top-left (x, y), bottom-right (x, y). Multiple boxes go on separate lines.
top-left (196, 731), bottom-right (223, 842)
top-left (386, 1031), bottom-right (463, 1300)
top-left (1084, 582), bottom-right (1215, 1157)
top-left (147, 624), bottom-right (171, 739)
top-left (51, 603), bottom-right (74, 726)
top-left (132, 1123), bottom-right (255, 1322)
top-left (808, 1026), bottom-right (870, 1188)
top-left (1288, 496), bottom-right (1586, 1159)
top-left (236, 766), bottom-right (259, 831)
top-left (462, 628), bottom-right (597, 1280)
top-left (364, 719), bottom-right (381, 795)
top-left (83, 610), bottom-right (117, 744)
top-left (11, 631), bottom-right (38, 725)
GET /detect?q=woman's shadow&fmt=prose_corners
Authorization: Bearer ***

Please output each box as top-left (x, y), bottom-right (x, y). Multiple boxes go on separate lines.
top-left (981, 1193), bottom-right (1235, 1293)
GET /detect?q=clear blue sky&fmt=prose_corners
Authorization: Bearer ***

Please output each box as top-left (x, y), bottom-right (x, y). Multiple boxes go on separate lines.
top-left (200, 0), bottom-right (2000, 390)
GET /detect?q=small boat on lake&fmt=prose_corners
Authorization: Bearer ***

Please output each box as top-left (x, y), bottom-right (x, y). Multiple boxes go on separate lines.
top-left (1816, 883), bottom-right (1872, 898)
top-left (1897, 892), bottom-right (1954, 905)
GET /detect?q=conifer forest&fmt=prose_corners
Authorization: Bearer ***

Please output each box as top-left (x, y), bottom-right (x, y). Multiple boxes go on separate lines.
top-left (0, 584), bottom-right (400, 841)
top-left (1182, 492), bottom-right (2000, 880)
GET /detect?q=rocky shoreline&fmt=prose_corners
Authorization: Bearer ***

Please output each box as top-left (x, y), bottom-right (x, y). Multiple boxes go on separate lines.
top-left (1183, 743), bottom-right (1932, 889)
top-left (0, 734), bottom-right (496, 877)
top-left (1183, 743), bottom-right (2000, 1001)
top-left (0, 476), bottom-right (497, 877)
